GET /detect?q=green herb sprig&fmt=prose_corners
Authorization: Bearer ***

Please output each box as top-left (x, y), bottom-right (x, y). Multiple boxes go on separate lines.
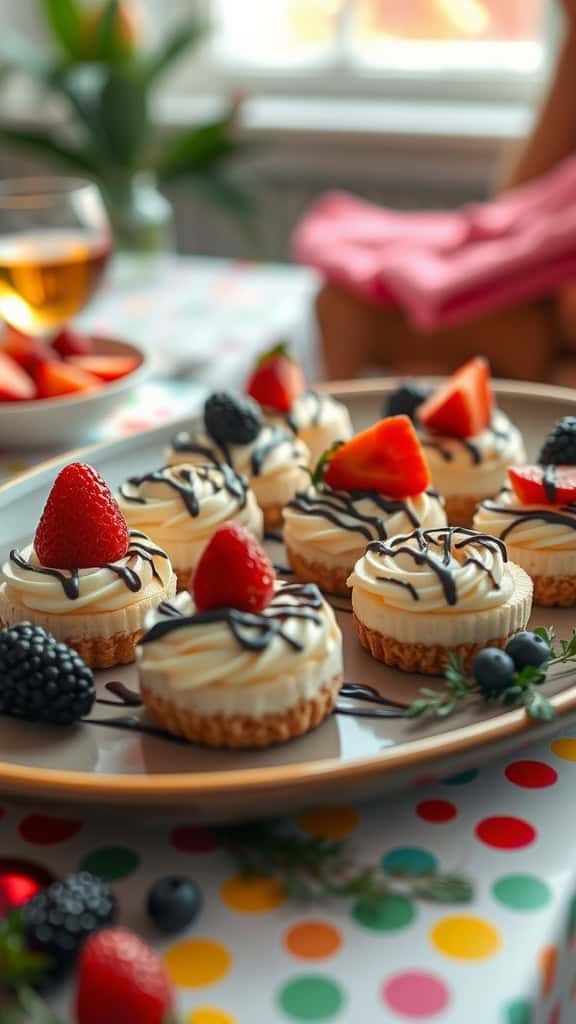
top-left (408, 626), bottom-right (576, 723)
top-left (215, 821), bottom-right (473, 906)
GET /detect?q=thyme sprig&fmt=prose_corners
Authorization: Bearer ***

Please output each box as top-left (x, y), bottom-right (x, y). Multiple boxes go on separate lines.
top-left (408, 626), bottom-right (576, 723)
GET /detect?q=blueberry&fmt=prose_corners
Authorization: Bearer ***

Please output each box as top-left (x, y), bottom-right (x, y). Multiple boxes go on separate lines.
top-left (505, 631), bottom-right (551, 671)
top-left (147, 876), bottom-right (202, 934)
top-left (384, 383), bottom-right (429, 422)
top-left (472, 648), bottom-right (516, 693)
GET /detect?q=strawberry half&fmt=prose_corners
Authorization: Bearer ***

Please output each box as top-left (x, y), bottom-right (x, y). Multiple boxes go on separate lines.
top-left (323, 415), bottom-right (431, 498)
top-left (35, 462), bottom-right (130, 569)
top-left (246, 341), bottom-right (305, 413)
top-left (68, 355), bottom-right (139, 381)
top-left (76, 928), bottom-right (175, 1024)
top-left (193, 522), bottom-right (275, 613)
top-left (0, 352), bottom-right (36, 401)
top-left (418, 356), bottom-right (492, 438)
top-left (35, 360), bottom-right (101, 399)
top-left (1, 325), bottom-right (52, 374)
top-left (51, 326), bottom-right (94, 358)
top-left (509, 465), bottom-right (576, 506)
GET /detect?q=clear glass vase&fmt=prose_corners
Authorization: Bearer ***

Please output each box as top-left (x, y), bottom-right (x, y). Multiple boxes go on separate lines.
top-left (102, 173), bottom-right (175, 281)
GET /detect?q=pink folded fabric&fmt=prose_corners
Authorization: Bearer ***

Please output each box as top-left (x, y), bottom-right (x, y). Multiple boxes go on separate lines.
top-left (292, 157), bottom-right (576, 329)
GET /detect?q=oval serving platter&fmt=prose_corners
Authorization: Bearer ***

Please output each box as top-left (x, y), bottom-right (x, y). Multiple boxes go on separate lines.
top-left (1, 378), bottom-right (576, 819)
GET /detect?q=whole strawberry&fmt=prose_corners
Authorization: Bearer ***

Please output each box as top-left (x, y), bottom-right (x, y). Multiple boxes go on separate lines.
top-left (193, 522), bottom-right (275, 613)
top-left (75, 928), bottom-right (175, 1024)
top-left (35, 463), bottom-right (130, 569)
top-left (246, 341), bottom-right (305, 414)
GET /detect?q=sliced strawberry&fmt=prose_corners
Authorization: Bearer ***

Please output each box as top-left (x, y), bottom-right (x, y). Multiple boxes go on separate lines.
top-left (51, 326), bottom-right (94, 358)
top-left (0, 352), bottom-right (36, 401)
top-left (509, 465), bottom-right (576, 506)
top-left (35, 360), bottom-right (102, 399)
top-left (246, 341), bottom-right (305, 413)
top-left (68, 355), bottom-right (139, 382)
top-left (418, 356), bottom-right (492, 438)
top-left (193, 522), bottom-right (275, 613)
top-left (1, 325), bottom-right (52, 374)
top-left (35, 462), bottom-right (130, 568)
top-left (323, 415), bottom-right (431, 498)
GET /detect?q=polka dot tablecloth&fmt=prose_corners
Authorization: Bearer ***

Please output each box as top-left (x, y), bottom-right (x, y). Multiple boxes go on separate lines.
top-left (0, 737), bottom-right (575, 1022)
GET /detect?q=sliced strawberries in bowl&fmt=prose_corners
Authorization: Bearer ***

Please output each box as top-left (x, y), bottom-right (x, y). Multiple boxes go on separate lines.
top-left (0, 351), bottom-right (36, 401)
top-left (322, 415), bottom-right (431, 498)
top-left (418, 356), bottom-right (492, 438)
top-left (1, 325), bottom-right (52, 374)
top-left (67, 354), bottom-right (140, 382)
top-left (246, 341), bottom-right (305, 413)
top-left (35, 360), bottom-right (102, 399)
top-left (509, 465), bottom-right (576, 506)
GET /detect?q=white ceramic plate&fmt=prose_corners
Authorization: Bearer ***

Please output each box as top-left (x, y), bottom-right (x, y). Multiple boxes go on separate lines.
top-left (0, 379), bottom-right (575, 819)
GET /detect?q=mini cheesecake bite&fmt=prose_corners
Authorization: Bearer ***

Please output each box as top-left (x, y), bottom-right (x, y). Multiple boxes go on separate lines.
top-left (246, 342), bottom-right (353, 464)
top-left (0, 463), bottom-right (176, 668)
top-left (414, 358), bottom-right (525, 527)
top-left (347, 525), bottom-right (532, 675)
top-left (137, 523), bottom-right (343, 748)
top-left (474, 417), bottom-right (576, 606)
top-left (284, 416), bottom-right (446, 595)
top-left (165, 391), bottom-right (309, 530)
top-left (116, 462), bottom-right (263, 592)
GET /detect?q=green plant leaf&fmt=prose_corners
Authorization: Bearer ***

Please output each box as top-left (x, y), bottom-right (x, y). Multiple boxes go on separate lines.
top-left (42, 0), bottom-right (81, 59)
top-left (525, 688), bottom-right (555, 721)
top-left (0, 127), bottom-right (99, 176)
top-left (96, 70), bottom-right (148, 168)
top-left (144, 18), bottom-right (207, 84)
top-left (156, 111), bottom-right (241, 180)
top-left (91, 0), bottom-right (131, 65)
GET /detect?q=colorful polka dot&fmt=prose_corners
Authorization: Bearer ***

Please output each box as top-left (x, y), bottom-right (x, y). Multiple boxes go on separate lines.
top-left (551, 737), bottom-right (576, 762)
top-left (493, 875), bottom-right (552, 911)
top-left (539, 945), bottom-right (558, 997)
top-left (284, 921), bottom-right (342, 961)
top-left (164, 939), bottom-right (231, 988)
top-left (475, 816), bottom-right (536, 850)
top-left (80, 846), bottom-right (140, 881)
top-left (187, 1009), bottom-right (237, 1024)
top-left (383, 971), bottom-right (450, 1018)
top-left (505, 761), bottom-right (558, 789)
top-left (278, 976), bottom-right (344, 1021)
top-left (353, 894), bottom-right (415, 932)
top-left (171, 826), bottom-right (219, 854)
top-left (382, 847), bottom-right (438, 876)
top-left (416, 800), bottom-right (457, 823)
top-left (298, 807), bottom-right (359, 839)
top-left (442, 769), bottom-right (478, 786)
top-left (221, 874), bottom-right (285, 913)
top-left (505, 999), bottom-right (533, 1024)
top-left (19, 815), bottom-right (83, 846)
top-left (431, 915), bottom-right (501, 960)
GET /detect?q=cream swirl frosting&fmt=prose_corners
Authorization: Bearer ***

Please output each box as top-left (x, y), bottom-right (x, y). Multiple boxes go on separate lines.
top-left (138, 583), bottom-right (342, 715)
top-left (267, 393), bottom-right (353, 464)
top-left (1, 531), bottom-right (173, 614)
top-left (116, 464), bottom-right (263, 568)
top-left (474, 487), bottom-right (576, 550)
top-left (420, 410), bottom-right (526, 497)
top-left (284, 486), bottom-right (446, 569)
top-left (348, 527), bottom-right (513, 614)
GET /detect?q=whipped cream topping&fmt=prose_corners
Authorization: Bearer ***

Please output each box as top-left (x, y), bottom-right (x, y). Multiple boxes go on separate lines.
top-left (116, 463), bottom-right (263, 567)
top-left (284, 486), bottom-right (446, 568)
top-left (268, 393), bottom-right (353, 464)
top-left (138, 583), bottom-right (342, 707)
top-left (474, 487), bottom-right (576, 550)
top-left (348, 526), bottom-right (513, 613)
top-left (419, 410), bottom-right (526, 496)
top-left (2, 530), bottom-right (173, 614)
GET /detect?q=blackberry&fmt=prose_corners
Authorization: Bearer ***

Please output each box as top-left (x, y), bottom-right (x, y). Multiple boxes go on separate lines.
top-left (204, 391), bottom-right (262, 446)
top-left (0, 624), bottom-right (95, 725)
top-left (384, 383), bottom-right (429, 422)
top-left (538, 417), bottom-right (576, 466)
top-left (23, 871), bottom-right (117, 977)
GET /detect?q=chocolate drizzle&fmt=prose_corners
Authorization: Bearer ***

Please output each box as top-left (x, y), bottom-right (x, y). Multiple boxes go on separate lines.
top-left (420, 417), bottom-right (512, 467)
top-left (480, 496), bottom-right (576, 541)
top-left (9, 530), bottom-right (168, 600)
top-left (287, 488), bottom-right (440, 541)
top-left (170, 425), bottom-right (299, 477)
top-left (141, 583), bottom-right (325, 652)
top-left (119, 463), bottom-right (248, 516)
top-left (543, 465), bottom-right (557, 503)
top-left (367, 527), bottom-right (506, 607)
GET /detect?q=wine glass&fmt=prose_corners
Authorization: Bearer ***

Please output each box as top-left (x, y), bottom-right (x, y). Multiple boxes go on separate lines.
top-left (0, 177), bottom-right (112, 336)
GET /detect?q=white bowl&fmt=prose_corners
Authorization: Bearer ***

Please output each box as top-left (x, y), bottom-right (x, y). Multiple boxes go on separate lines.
top-left (0, 336), bottom-right (148, 450)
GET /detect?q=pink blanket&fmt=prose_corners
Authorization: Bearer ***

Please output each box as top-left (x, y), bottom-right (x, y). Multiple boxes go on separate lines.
top-left (292, 157), bottom-right (576, 329)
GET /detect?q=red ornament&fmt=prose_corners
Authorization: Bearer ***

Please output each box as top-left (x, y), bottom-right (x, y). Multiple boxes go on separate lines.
top-left (0, 858), bottom-right (54, 916)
